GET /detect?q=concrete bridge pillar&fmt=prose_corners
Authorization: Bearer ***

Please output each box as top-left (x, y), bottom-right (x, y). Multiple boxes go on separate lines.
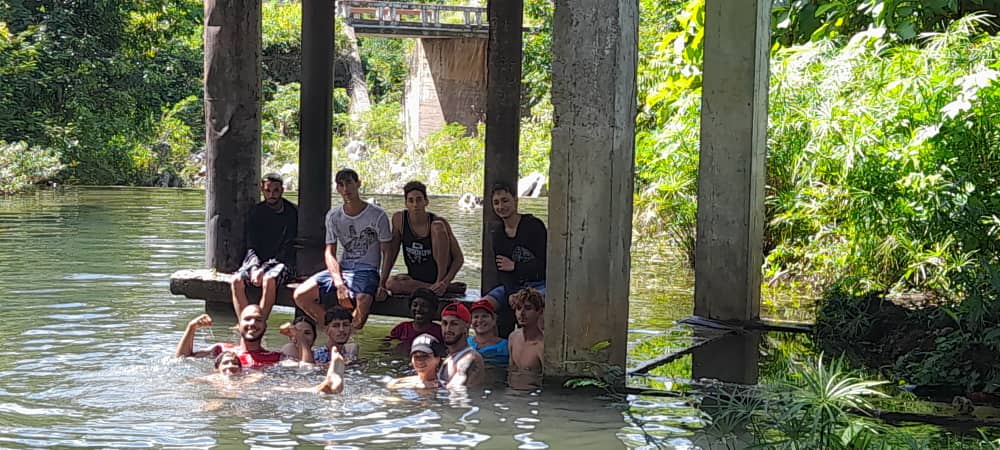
top-left (481, 0), bottom-right (522, 297)
top-left (404, 38), bottom-right (487, 147)
top-left (545, 0), bottom-right (637, 381)
top-left (203, 0), bottom-right (262, 272)
top-left (694, 0), bottom-right (771, 325)
top-left (297, 0), bottom-right (335, 276)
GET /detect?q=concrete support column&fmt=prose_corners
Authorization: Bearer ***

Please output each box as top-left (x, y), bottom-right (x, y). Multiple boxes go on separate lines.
top-left (204, 0), bottom-right (262, 272)
top-left (545, 0), bottom-right (637, 380)
top-left (297, 0), bottom-right (335, 276)
top-left (692, 331), bottom-right (761, 384)
top-left (694, 0), bottom-right (771, 322)
top-left (481, 0), bottom-right (523, 294)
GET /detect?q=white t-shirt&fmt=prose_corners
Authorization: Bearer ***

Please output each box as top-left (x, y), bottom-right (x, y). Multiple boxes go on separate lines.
top-left (325, 203), bottom-right (392, 270)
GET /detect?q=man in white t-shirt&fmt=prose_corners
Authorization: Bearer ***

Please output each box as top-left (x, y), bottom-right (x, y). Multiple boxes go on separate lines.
top-left (294, 168), bottom-right (393, 330)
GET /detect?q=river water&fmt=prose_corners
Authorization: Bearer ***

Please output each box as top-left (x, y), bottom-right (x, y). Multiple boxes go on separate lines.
top-left (0, 187), bottom-right (727, 448)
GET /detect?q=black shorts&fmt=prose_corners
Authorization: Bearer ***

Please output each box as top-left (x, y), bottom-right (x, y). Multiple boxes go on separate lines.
top-left (238, 249), bottom-right (293, 286)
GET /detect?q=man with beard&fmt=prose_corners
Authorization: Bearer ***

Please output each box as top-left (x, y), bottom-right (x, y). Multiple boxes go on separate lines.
top-left (437, 302), bottom-right (484, 388)
top-left (176, 305), bottom-right (284, 368)
top-left (231, 173), bottom-right (298, 319)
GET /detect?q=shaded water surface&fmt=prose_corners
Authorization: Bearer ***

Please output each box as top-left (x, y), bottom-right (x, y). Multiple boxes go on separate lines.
top-left (0, 187), bottom-right (725, 448)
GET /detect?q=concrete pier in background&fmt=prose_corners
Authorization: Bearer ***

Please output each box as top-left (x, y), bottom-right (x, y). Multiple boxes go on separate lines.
top-left (545, 0), bottom-right (638, 382)
top-left (403, 38), bottom-right (487, 146)
top-left (203, 0), bottom-right (262, 272)
top-left (694, 0), bottom-right (771, 323)
top-left (297, 0), bottom-right (335, 276)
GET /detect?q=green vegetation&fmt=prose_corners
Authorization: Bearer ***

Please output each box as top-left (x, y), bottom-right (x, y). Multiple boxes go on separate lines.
top-left (704, 355), bottom-right (1000, 449)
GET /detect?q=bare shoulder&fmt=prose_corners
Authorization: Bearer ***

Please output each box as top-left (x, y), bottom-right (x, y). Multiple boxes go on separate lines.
top-left (509, 329), bottom-right (525, 343)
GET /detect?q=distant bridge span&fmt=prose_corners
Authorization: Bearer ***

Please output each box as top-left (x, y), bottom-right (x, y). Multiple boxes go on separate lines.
top-left (336, 0), bottom-right (488, 38)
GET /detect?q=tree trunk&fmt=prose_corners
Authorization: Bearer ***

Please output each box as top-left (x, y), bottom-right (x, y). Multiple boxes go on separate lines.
top-left (342, 24), bottom-right (371, 116)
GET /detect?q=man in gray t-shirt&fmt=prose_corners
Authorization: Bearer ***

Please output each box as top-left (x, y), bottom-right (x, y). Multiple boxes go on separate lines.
top-left (294, 169), bottom-right (393, 330)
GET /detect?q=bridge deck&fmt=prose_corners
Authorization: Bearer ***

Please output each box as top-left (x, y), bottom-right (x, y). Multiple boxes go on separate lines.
top-left (338, 1), bottom-right (488, 38)
top-left (170, 269), bottom-right (478, 319)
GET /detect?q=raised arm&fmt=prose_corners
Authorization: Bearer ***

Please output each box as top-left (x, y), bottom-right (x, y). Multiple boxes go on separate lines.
top-left (316, 352), bottom-right (346, 394)
top-left (175, 314), bottom-right (216, 358)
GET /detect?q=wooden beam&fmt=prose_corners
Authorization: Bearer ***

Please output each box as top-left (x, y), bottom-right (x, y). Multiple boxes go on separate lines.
top-left (545, 0), bottom-right (638, 383)
top-left (297, 0), bottom-right (336, 276)
top-left (694, 0), bottom-right (771, 322)
top-left (481, 0), bottom-right (523, 301)
top-left (203, 0), bottom-right (262, 272)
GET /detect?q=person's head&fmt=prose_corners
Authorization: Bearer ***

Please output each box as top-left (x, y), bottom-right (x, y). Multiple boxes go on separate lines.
top-left (490, 182), bottom-right (517, 219)
top-left (469, 299), bottom-right (498, 337)
top-left (510, 288), bottom-right (544, 328)
top-left (215, 351), bottom-right (243, 376)
top-left (324, 306), bottom-right (354, 346)
top-left (409, 333), bottom-right (446, 377)
top-left (335, 168), bottom-right (361, 201)
top-left (403, 181), bottom-right (429, 214)
top-left (239, 305), bottom-right (267, 342)
top-left (291, 315), bottom-right (316, 347)
top-left (440, 302), bottom-right (471, 346)
top-left (261, 173), bottom-right (285, 206)
top-left (409, 288), bottom-right (439, 325)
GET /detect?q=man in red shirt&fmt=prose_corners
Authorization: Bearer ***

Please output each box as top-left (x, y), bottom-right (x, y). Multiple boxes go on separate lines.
top-left (176, 305), bottom-right (284, 368)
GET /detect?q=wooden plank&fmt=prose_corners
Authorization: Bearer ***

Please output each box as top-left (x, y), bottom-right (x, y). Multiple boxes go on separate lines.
top-left (169, 269), bottom-right (477, 318)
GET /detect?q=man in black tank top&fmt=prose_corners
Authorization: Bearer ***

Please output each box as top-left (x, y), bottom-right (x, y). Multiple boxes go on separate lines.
top-left (385, 181), bottom-right (465, 296)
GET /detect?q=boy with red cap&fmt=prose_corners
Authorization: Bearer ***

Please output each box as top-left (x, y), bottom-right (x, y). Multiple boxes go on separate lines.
top-left (437, 302), bottom-right (485, 388)
top-left (467, 299), bottom-right (509, 365)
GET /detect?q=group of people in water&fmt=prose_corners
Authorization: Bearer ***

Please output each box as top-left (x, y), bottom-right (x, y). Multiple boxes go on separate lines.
top-left (176, 168), bottom-right (547, 392)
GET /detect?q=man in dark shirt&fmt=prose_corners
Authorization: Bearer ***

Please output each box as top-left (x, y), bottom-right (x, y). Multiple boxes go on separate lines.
top-left (230, 173), bottom-right (298, 319)
top-left (483, 182), bottom-right (546, 335)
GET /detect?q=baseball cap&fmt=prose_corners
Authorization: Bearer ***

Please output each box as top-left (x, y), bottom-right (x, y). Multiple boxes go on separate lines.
top-left (410, 333), bottom-right (443, 356)
top-left (469, 299), bottom-right (495, 315)
top-left (441, 302), bottom-right (471, 323)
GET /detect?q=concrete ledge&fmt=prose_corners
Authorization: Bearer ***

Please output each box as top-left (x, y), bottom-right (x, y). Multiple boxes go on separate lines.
top-left (169, 269), bottom-right (478, 318)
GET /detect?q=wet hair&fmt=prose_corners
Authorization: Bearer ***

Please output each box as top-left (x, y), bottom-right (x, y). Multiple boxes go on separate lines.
top-left (324, 306), bottom-right (353, 325)
top-left (214, 351), bottom-right (242, 369)
top-left (408, 288), bottom-right (439, 312)
top-left (490, 181), bottom-right (515, 198)
top-left (428, 339), bottom-right (447, 358)
top-left (335, 168), bottom-right (360, 184)
top-left (403, 180), bottom-right (427, 199)
top-left (510, 287), bottom-right (545, 310)
top-left (261, 173), bottom-right (283, 185)
top-left (292, 315), bottom-right (316, 336)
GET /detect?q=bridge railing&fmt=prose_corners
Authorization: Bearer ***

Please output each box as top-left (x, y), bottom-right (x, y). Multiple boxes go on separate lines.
top-left (336, 0), bottom-right (488, 31)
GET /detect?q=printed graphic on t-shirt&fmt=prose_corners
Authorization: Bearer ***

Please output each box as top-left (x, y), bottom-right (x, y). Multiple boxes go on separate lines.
top-left (512, 245), bottom-right (536, 263)
top-left (404, 242), bottom-right (433, 264)
top-left (343, 224), bottom-right (380, 262)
